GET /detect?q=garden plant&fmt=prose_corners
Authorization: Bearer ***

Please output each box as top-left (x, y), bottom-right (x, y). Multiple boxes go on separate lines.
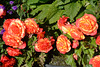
top-left (0, 0), bottom-right (100, 67)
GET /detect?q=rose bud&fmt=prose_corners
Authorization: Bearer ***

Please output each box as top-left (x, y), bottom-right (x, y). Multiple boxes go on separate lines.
top-left (72, 40), bottom-right (79, 49)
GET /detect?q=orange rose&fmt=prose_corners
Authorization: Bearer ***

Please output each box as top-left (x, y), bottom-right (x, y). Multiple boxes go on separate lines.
top-left (62, 24), bottom-right (85, 40)
top-left (2, 31), bottom-right (24, 48)
top-left (76, 13), bottom-right (98, 36)
top-left (35, 38), bottom-right (54, 53)
top-left (56, 35), bottom-right (71, 54)
top-left (57, 16), bottom-right (69, 30)
top-left (96, 35), bottom-right (100, 45)
top-left (3, 19), bottom-right (13, 31)
top-left (70, 25), bottom-right (85, 40)
top-left (25, 18), bottom-right (39, 34)
top-left (6, 47), bottom-right (22, 56)
top-left (7, 19), bottom-right (25, 38)
top-left (89, 55), bottom-right (100, 67)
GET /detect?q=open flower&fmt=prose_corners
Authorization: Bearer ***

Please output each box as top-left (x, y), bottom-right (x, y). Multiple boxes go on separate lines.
top-left (57, 16), bottom-right (69, 30)
top-left (2, 31), bottom-right (24, 48)
top-left (12, 6), bottom-right (17, 11)
top-left (9, 1), bottom-right (14, 5)
top-left (96, 35), bottom-right (100, 45)
top-left (89, 55), bottom-right (100, 67)
top-left (6, 47), bottom-right (22, 56)
top-left (0, 55), bottom-right (16, 67)
top-left (3, 19), bottom-right (25, 38)
top-left (35, 38), bottom-right (54, 53)
top-left (2, 58), bottom-right (16, 67)
top-left (76, 13), bottom-right (98, 36)
top-left (7, 19), bottom-right (25, 38)
top-left (62, 24), bottom-right (85, 40)
top-left (25, 18), bottom-right (39, 34)
top-left (56, 35), bottom-right (71, 54)
top-left (0, 55), bottom-right (10, 63)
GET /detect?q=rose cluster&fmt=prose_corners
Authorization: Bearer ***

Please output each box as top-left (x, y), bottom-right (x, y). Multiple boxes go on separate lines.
top-left (57, 14), bottom-right (100, 67)
top-left (2, 18), bottom-right (55, 56)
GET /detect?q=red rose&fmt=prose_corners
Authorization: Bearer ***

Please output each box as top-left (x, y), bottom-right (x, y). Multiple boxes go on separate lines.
top-left (25, 18), bottom-right (39, 34)
top-left (6, 47), bottom-right (22, 56)
top-left (96, 35), bottom-right (100, 45)
top-left (3, 58), bottom-right (16, 67)
top-left (72, 40), bottom-right (79, 49)
top-left (57, 16), bottom-right (69, 30)
top-left (0, 55), bottom-right (16, 67)
top-left (0, 55), bottom-right (10, 63)
top-left (3, 19), bottom-right (13, 31)
top-left (76, 13), bottom-right (98, 36)
top-left (35, 38), bottom-right (54, 53)
top-left (56, 35), bottom-right (71, 54)
top-left (2, 31), bottom-right (24, 48)
top-left (89, 55), bottom-right (100, 67)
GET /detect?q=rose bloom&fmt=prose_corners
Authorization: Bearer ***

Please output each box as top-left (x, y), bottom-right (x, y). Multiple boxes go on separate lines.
top-left (2, 31), bottom-right (26, 49)
top-left (25, 18), bottom-right (39, 34)
top-left (72, 40), bottom-right (79, 49)
top-left (8, 19), bottom-right (25, 38)
top-left (96, 35), bottom-right (100, 45)
top-left (62, 24), bottom-right (85, 40)
top-left (56, 35), bottom-right (71, 54)
top-left (2, 58), bottom-right (16, 67)
top-left (0, 55), bottom-right (16, 67)
top-left (3, 19), bottom-right (13, 31)
top-left (6, 47), bottom-right (22, 56)
top-left (3, 19), bottom-right (25, 38)
top-left (89, 55), bottom-right (100, 67)
top-left (76, 13), bottom-right (98, 36)
top-left (0, 4), bottom-right (6, 18)
top-left (0, 55), bottom-right (10, 63)
top-left (35, 38), bottom-right (54, 53)
top-left (57, 16), bottom-right (69, 30)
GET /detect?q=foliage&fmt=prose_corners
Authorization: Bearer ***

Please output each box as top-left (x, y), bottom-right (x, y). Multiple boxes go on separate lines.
top-left (0, 0), bottom-right (100, 67)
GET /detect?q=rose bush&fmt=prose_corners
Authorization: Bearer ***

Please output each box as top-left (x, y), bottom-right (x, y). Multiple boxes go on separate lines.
top-left (0, 0), bottom-right (100, 67)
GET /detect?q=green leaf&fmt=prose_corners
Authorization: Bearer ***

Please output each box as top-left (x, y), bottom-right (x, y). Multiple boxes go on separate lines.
top-left (75, 46), bottom-right (82, 58)
top-left (86, 65), bottom-right (92, 67)
top-left (65, 54), bottom-right (76, 67)
top-left (49, 10), bottom-right (64, 24)
top-left (64, 1), bottom-right (82, 20)
top-left (15, 57), bottom-right (25, 67)
top-left (27, 0), bottom-right (39, 5)
top-left (26, 58), bottom-right (34, 67)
